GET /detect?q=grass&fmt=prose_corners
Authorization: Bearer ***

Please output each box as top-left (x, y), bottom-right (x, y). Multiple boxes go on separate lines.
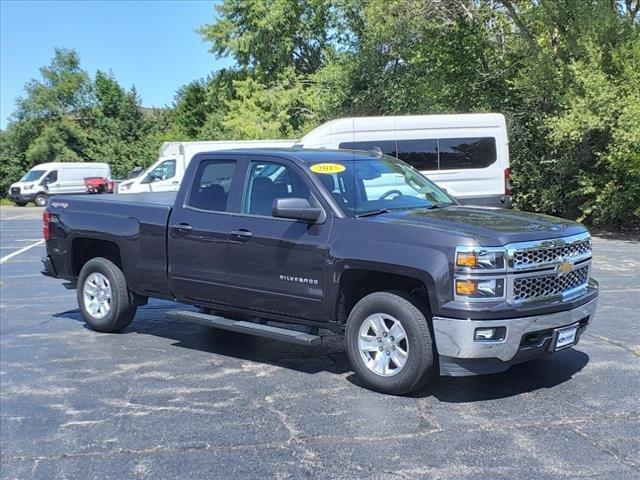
top-left (0, 198), bottom-right (35, 207)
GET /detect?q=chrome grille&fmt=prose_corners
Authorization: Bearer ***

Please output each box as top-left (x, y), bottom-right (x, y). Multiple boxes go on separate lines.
top-left (10, 187), bottom-right (20, 194)
top-left (513, 264), bottom-right (589, 302)
top-left (512, 238), bottom-right (591, 269)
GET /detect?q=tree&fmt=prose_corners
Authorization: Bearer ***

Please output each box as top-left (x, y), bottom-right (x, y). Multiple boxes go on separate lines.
top-left (199, 0), bottom-right (337, 79)
top-left (13, 48), bottom-right (92, 123)
top-left (216, 69), bottom-right (317, 139)
top-left (1, 49), bottom-right (170, 186)
top-left (170, 80), bottom-right (209, 139)
top-left (87, 71), bottom-right (161, 177)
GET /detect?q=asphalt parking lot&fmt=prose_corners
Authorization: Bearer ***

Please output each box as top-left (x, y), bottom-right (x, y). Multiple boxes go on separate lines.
top-left (0, 205), bottom-right (638, 479)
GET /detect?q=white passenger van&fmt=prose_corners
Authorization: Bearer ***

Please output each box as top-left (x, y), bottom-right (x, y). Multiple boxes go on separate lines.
top-left (8, 162), bottom-right (111, 207)
top-left (296, 113), bottom-right (512, 207)
top-left (118, 140), bottom-right (296, 193)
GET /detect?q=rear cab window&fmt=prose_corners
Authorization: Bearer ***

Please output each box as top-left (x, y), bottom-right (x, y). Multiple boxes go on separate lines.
top-left (188, 160), bottom-right (237, 212)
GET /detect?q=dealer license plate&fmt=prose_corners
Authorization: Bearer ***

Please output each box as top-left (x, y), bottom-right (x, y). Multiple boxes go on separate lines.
top-left (555, 325), bottom-right (578, 350)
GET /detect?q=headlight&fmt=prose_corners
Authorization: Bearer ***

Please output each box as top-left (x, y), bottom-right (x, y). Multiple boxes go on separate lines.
top-left (456, 247), bottom-right (506, 271)
top-left (455, 278), bottom-right (505, 299)
top-left (24, 183), bottom-right (34, 190)
top-left (118, 183), bottom-right (131, 192)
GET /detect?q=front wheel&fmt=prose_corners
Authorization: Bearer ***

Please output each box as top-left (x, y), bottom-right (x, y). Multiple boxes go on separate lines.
top-left (13, 202), bottom-right (27, 207)
top-left (345, 291), bottom-right (434, 395)
top-left (34, 193), bottom-right (48, 207)
top-left (77, 257), bottom-right (136, 332)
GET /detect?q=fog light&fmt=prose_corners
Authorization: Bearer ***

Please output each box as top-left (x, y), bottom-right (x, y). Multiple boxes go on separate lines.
top-left (456, 279), bottom-right (477, 296)
top-left (474, 327), bottom-right (506, 342)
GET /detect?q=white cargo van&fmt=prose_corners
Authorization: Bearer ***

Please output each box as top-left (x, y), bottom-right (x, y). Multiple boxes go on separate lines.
top-left (8, 162), bottom-right (111, 207)
top-left (296, 113), bottom-right (511, 207)
top-left (117, 139), bottom-right (296, 194)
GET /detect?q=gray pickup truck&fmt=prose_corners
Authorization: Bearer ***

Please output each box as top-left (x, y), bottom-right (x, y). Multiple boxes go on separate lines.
top-left (42, 149), bottom-right (598, 394)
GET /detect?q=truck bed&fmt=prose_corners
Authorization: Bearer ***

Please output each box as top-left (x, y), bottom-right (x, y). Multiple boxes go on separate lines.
top-left (54, 191), bottom-right (177, 206)
top-left (47, 192), bottom-right (176, 298)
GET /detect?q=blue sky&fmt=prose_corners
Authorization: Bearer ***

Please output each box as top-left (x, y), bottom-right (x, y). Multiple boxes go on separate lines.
top-left (0, 0), bottom-right (232, 129)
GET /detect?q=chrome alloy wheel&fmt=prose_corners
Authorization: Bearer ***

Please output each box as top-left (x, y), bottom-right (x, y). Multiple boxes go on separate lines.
top-left (358, 313), bottom-right (409, 377)
top-left (83, 272), bottom-right (112, 320)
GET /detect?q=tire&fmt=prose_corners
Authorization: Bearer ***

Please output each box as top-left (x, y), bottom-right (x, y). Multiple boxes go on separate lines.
top-left (77, 257), bottom-right (136, 333)
top-left (345, 291), bottom-right (434, 395)
top-left (13, 202), bottom-right (27, 207)
top-left (34, 193), bottom-right (48, 207)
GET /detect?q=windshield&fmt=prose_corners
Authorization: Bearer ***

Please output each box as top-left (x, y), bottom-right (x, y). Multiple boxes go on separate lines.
top-left (309, 154), bottom-right (455, 216)
top-left (20, 170), bottom-right (46, 182)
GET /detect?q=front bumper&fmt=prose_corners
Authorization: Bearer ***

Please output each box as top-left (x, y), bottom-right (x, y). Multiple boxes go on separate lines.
top-left (8, 192), bottom-right (36, 203)
top-left (433, 297), bottom-right (597, 376)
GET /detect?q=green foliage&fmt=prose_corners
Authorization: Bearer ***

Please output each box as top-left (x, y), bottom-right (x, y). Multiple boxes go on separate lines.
top-left (170, 80), bottom-right (209, 139)
top-left (13, 48), bottom-right (92, 122)
top-left (2, 1), bottom-right (638, 228)
top-left (1, 51), bottom-right (171, 192)
top-left (198, 0), bottom-right (336, 78)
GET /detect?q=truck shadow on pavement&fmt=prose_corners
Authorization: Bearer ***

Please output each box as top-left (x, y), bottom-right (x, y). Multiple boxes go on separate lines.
top-left (55, 304), bottom-right (589, 401)
top-left (55, 305), bottom-right (351, 376)
top-left (410, 349), bottom-right (590, 402)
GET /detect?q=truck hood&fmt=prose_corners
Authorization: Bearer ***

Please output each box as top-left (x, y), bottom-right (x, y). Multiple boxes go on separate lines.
top-left (366, 206), bottom-right (587, 246)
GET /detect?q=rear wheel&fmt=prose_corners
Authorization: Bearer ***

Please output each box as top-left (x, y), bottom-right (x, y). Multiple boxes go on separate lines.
top-left (34, 193), bottom-right (48, 207)
top-left (345, 291), bottom-right (434, 395)
top-left (77, 257), bottom-right (136, 332)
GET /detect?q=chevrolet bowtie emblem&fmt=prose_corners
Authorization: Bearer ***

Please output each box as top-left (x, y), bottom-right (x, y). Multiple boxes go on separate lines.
top-left (556, 261), bottom-right (573, 274)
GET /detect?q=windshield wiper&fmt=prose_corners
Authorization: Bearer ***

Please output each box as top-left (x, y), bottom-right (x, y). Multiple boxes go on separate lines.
top-left (356, 209), bottom-right (389, 218)
top-left (425, 203), bottom-right (448, 209)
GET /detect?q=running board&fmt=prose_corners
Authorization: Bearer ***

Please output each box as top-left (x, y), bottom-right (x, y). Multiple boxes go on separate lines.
top-left (166, 309), bottom-right (322, 346)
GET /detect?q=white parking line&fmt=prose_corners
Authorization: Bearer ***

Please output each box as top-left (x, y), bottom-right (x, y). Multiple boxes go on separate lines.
top-left (0, 240), bottom-right (44, 264)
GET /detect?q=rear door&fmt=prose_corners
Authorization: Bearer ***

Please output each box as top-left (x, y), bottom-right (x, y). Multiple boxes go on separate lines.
top-left (168, 156), bottom-right (243, 305)
top-left (226, 156), bottom-right (332, 321)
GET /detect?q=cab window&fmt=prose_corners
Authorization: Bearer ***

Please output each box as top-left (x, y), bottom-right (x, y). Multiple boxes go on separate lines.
top-left (243, 161), bottom-right (312, 217)
top-left (147, 159), bottom-right (176, 183)
top-left (188, 160), bottom-right (237, 212)
top-left (42, 170), bottom-right (58, 185)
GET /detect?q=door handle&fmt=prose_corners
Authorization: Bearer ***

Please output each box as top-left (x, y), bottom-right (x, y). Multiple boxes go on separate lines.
top-left (172, 223), bottom-right (193, 232)
top-left (229, 229), bottom-right (253, 240)
top-left (172, 180), bottom-right (180, 185)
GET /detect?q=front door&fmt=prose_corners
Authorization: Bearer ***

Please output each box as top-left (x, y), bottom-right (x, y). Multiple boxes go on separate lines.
top-left (168, 157), bottom-right (242, 306)
top-left (226, 157), bottom-right (332, 322)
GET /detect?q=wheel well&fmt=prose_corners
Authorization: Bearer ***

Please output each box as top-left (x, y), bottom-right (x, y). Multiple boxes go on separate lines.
top-left (71, 238), bottom-right (122, 276)
top-left (336, 269), bottom-right (430, 326)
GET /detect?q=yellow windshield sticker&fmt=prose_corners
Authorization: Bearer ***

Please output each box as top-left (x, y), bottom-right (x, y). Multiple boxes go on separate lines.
top-left (310, 163), bottom-right (346, 174)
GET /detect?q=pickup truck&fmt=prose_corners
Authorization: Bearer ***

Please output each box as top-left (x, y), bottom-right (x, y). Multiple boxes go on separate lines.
top-left (42, 149), bottom-right (598, 394)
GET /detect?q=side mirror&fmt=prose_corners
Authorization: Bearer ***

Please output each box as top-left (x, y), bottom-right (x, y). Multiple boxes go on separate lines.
top-left (272, 197), bottom-right (322, 222)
